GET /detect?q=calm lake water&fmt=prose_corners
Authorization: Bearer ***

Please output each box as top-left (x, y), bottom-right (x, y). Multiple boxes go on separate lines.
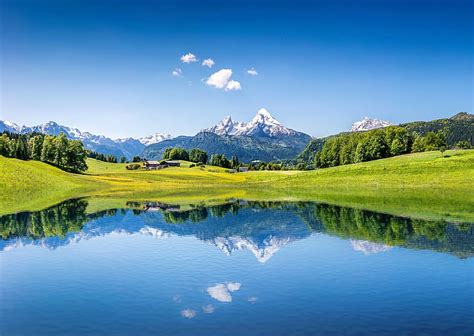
top-left (1, 199), bottom-right (473, 335)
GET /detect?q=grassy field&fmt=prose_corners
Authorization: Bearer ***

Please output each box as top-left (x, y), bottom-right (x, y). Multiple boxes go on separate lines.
top-left (1, 150), bottom-right (473, 221)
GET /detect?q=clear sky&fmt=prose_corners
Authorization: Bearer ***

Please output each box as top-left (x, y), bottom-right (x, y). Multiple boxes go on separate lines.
top-left (1, 0), bottom-right (472, 138)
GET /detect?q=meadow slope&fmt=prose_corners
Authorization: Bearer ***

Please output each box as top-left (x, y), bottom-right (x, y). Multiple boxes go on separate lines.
top-left (1, 150), bottom-right (473, 221)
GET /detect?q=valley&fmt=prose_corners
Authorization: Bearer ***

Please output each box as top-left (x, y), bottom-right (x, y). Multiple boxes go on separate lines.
top-left (1, 150), bottom-right (473, 222)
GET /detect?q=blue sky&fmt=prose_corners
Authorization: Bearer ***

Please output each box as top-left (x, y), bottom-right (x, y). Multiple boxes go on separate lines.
top-left (1, 0), bottom-right (472, 138)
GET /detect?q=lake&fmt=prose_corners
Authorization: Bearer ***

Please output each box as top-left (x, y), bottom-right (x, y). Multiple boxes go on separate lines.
top-left (1, 199), bottom-right (473, 335)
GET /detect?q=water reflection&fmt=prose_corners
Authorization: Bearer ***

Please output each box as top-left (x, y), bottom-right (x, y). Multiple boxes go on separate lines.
top-left (1, 199), bottom-right (473, 259)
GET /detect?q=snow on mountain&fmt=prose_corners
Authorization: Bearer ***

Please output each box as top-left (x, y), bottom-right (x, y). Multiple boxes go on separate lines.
top-left (138, 133), bottom-right (174, 146)
top-left (0, 220), bottom-right (295, 263)
top-left (203, 108), bottom-right (300, 137)
top-left (212, 235), bottom-right (293, 263)
top-left (350, 240), bottom-right (393, 255)
top-left (351, 117), bottom-right (393, 132)
top-left (1, 120), bottom-right (23, 133)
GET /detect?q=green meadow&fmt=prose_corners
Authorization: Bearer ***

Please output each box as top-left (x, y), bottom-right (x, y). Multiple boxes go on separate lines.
top-left (1, 150), bottom-right (473, 222)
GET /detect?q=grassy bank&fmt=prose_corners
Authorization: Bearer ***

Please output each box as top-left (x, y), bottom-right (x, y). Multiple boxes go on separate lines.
top-left (1, 150), bottom-right (473, 221)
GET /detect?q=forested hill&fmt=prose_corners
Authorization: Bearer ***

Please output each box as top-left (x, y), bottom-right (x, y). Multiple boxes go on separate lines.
top-left (401, 112), bottom-right (473, 145)
top-left (298, 112), bottom-right (474, 163)
top-left (142, 131), bottom-right (312, 162)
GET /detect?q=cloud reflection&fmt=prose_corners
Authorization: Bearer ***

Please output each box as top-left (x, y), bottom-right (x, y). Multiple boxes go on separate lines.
top-left (207, 282), bottom-right (242, 303)
top-left (181, 309), bottom-right (197, 319)
top-left (202, 304), bottom-right (215, 313)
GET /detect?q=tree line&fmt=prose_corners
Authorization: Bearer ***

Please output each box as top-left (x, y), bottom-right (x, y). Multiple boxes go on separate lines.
top-left (0, 132), bottom-right (88, 172)
top-left (313, 127), bottom-right (455, 168)
top-left (86, 150), bottom-right (121, 163)
top-left (161, 146), bottom-right (309, 170)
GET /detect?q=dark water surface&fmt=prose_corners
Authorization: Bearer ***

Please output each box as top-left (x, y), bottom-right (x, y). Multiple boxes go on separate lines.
top-left (1, 199), bottom-right (473, 335)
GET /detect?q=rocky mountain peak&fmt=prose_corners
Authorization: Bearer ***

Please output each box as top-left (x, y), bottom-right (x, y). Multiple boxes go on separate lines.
top-left (204, 108), bottom-right (300, 137)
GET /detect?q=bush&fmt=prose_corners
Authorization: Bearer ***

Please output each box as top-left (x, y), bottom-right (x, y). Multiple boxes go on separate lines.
top-left (456, 140), bottom-right (472, 149)
top-left (125, 163), bottom-right (141, 170)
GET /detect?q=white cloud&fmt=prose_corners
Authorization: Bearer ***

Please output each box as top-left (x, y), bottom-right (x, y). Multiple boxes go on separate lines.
top-left (247, 68), bottom-right (258, 76)
top-left (225, 80), bottom-right (241, 91)
top-left (205, 69), bottom-right (242, 91)
top-left (206, 69), bottom-right (233, 89)
top-left (202, 58), bottom-right (215, 68)
top-left (181, 309), bottom-right (197, 319)
top-left (207, 282), bottom-right (242, 303)
top-left (180, 52), bottom-right (198, 63)
top-left (202, 304), bottom-right (215, 313)
top-left (172, 68), bottom-right (182, 77)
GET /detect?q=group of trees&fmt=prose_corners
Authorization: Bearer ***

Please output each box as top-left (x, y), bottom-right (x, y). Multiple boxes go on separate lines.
top-left (247, 161), bottom-right (283, 171)
top-left (0, 132), bottom-right (88, 172)
top-left (87, 150), bottom-right (119, 163)
top-left (313, 127), bottom-right (448, 168)
top-left (209, 154), bottom-right (239, 168)
top-left (162, 147), bottom-right (209, 164)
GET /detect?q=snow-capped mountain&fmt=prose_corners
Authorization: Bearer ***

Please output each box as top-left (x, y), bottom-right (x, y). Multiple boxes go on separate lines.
top-left (203, 108), bottom-right (301, 137)
top-left (0, 120), bottom-right (173, 159)
top-left (138, 133), bottom-right (174, 146)
top-left (204, 115), bottom-right (248, 136)
top-left (0, 120), bottom-right (24, 133)
top-left (351, 117), bottom-right (393, 132)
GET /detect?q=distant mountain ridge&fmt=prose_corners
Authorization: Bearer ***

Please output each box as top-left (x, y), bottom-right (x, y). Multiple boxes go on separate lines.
top-left (142, 108), bottom-right (312, 162)
top-left (351, 117), bottom-right (392, 132)
top-left (0, 120), bottom-right (173, 159)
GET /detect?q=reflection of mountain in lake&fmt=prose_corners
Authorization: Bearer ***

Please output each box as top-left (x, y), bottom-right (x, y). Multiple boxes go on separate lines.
top-left (350, 240), bottom-right (393, 255)
top-left (1, 199), bottom-right (473, 259)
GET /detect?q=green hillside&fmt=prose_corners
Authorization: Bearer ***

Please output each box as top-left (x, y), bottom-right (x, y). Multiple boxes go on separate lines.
top-left (1, 150), bottom-right (473, 221)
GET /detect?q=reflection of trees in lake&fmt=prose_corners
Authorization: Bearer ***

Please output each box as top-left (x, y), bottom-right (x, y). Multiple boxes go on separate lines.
top-left (0, 200), bottom-right (120, 240)
top-left (0, 199), bottom-right (89, 239)
top-left (300, 203), bottom-right (473, 258)
top-left (1, 199), bottom-right (473, 257)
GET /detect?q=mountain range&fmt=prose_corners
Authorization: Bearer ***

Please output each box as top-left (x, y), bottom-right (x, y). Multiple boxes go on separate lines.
top-left (0, 120), bottom-right (172, 159)
top-left (1, 108), bottom-right (310, 161)
top-left (5, 111), bottom-right (466, 163)
top-left (142, 108), bottom-right (313, 162)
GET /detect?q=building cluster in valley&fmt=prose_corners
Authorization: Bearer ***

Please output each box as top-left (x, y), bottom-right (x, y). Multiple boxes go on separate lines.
top-left (143, 160), bottom-right (181, 170)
